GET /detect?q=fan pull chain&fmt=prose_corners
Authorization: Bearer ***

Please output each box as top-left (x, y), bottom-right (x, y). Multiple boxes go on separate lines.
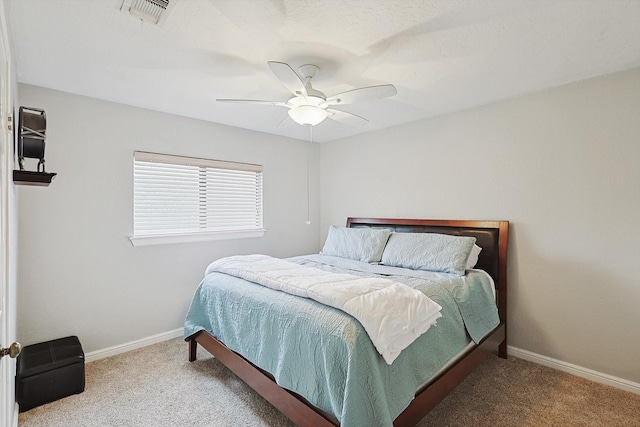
top-left (306, 124), bottom-right (312, 225)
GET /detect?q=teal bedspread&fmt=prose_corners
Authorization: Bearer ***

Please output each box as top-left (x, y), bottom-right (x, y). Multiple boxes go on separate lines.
top-left (184, 254), bottom-right (499, 427)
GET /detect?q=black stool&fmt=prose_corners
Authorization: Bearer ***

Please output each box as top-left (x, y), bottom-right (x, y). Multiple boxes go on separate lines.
top-left (16, 336), bottom-right (85, 412)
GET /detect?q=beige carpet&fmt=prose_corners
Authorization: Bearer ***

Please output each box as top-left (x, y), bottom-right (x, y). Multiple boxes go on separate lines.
top-left (18, 338), bottom-right (640, 426)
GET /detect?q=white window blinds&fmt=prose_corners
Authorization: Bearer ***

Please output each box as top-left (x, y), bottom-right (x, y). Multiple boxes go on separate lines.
top-left (132, 151), bottom-right (263, 244)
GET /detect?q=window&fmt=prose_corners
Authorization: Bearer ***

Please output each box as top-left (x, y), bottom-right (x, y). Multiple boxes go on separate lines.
top-left (130, 151), bottom-right (264, 246)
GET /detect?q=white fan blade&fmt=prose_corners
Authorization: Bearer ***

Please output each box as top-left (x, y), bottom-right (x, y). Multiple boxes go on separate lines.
top-left (268, 61), bottom-right (308, 97)
top-left (325, 84), bottom-right (397, 105)
top-left (327, 109), bottom-right (369, 126)
top-left (216, 99), bottom-right (288, 107)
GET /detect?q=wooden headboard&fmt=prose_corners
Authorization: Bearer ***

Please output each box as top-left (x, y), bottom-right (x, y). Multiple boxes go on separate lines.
top-left (346, 217), bottom-right (509, 328)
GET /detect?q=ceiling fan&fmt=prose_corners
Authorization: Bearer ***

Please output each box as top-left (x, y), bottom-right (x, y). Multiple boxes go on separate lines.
top-left (217, 61), bottom-right (397, 127)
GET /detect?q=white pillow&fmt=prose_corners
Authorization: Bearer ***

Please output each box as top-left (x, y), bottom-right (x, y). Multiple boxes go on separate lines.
top-left (320, 226), bottom-right (391, 263)
top-left (381, 232), bottom-right (476, 276)
top-left (466, 244), bottom-right (482, 269)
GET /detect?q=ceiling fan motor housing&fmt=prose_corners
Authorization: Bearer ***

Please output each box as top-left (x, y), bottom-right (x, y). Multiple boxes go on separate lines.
top-left (298, 64), bottom-right (319, 79)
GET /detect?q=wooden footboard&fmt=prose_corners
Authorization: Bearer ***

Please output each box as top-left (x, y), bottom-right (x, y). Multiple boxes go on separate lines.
top-left (188, 322), bottom-right (505, 427)
top-left (188, 218), bottom-right (509, 426)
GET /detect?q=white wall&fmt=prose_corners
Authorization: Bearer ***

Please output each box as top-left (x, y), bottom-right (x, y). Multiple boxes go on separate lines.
top-left (16, 68), bottom-right (640, 387)
top-left (320, 68), bottom-right (640, 384)
top-left (17, 84), bottom-right (320, 353)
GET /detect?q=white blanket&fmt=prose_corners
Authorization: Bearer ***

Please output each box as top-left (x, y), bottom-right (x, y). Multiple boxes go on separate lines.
top-left (205, 254), bottom-right (443, 364)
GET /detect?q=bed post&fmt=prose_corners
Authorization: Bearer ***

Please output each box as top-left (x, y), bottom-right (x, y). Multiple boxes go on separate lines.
top-left (497, 221), bottom-right (509, 359)
top-left (189, 336), bottom-right (198, 362)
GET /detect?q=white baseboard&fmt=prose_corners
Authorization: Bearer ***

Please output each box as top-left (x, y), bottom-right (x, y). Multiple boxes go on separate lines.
top-left (82, 333), bottom-right (639, 395)
top-left (508, 345), bottom-right (640, 395)
top-left (85, 328), bottom-right (184, 363)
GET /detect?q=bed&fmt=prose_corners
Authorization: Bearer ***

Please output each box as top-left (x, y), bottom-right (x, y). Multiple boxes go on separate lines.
top-left (185, 217), bottom-right (509, 426)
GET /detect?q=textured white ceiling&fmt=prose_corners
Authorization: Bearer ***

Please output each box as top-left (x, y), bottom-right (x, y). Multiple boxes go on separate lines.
top-left (7, 0), bottom-right (640, 142)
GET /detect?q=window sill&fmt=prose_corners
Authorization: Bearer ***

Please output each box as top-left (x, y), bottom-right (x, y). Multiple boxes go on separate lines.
top-left (129, 229), bottom-right (266, 247)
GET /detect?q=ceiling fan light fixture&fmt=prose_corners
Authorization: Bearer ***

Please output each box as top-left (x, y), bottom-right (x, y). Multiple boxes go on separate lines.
top-left (288, 105), bottom-right (328, 126)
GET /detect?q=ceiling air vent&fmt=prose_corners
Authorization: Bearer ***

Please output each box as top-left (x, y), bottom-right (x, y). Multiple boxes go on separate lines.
top-left (120, 0), bottom-right (177, 25)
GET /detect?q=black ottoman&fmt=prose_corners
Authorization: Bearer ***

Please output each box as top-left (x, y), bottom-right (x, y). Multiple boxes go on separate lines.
top-left (16, 336), bottom-right (85, 412)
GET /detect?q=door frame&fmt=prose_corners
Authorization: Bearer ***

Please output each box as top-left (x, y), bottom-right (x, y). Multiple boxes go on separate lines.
top-left (0, 0), bottom-right (18, 424)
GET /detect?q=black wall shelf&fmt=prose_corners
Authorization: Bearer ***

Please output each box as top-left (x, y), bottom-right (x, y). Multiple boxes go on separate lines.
top-left (13, 170), bottom-right (57, 186)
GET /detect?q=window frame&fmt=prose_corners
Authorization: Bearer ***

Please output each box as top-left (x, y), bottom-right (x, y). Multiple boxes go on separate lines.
top-left (130, 151), bottom-right (265, 247)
